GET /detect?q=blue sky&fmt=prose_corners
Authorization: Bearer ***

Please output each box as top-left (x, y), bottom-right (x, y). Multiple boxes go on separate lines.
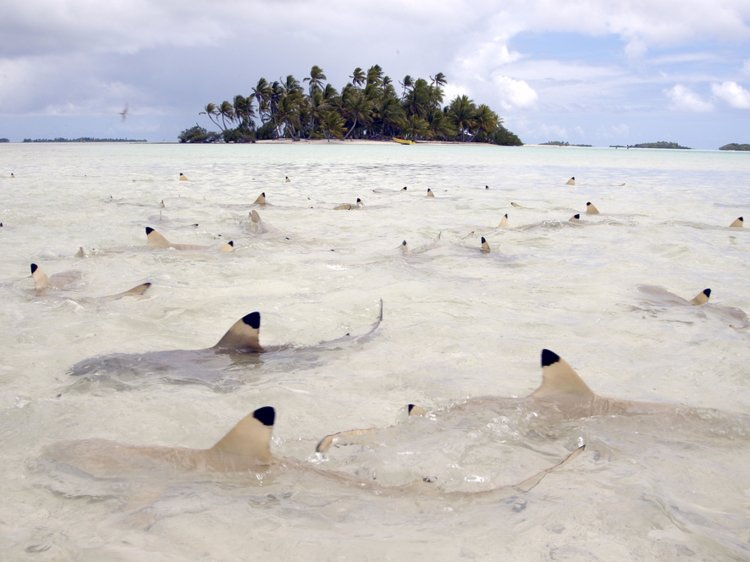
top-left (1, 0), bottom-right (749, 148)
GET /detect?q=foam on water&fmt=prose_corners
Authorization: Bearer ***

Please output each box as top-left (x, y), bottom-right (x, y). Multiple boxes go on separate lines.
top-left (1, 142), bottom-right (748, 560)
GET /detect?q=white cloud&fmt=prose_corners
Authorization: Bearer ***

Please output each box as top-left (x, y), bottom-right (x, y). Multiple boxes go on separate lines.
top-left (711, 81), bottom-right (750, 108)
top-left (665, 84), bottom-right (714, 112)
top-left (492, 75), bottom-right (538, 109)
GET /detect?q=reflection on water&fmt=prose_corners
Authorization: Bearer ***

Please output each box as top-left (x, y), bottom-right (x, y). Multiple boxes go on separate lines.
top-left (0, 143), bottom-right (748, 561)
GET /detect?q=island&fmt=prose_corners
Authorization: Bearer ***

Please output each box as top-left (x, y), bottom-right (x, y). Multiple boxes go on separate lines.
top-left (540, 141), bottom-right (592, 147)
top-left (22, 137), bottom-right (147, 143)
top-left (179, 64), bottom-right (523, 146)
top-left (719, 143), bottom-right (750, 151)
top-left (628, 141), bottom-right (691, 149)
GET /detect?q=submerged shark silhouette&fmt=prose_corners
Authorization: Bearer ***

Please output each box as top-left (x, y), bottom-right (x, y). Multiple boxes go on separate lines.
top-left (30, 263), bottom-right (150, 300)
top-left (68, 300), bottom-right (385, 388)
top-left (38, 403), bottom-right (584, 508)
top-left (316, 347), bottom-right (750, 454)
top-left (145, 227), bottom-right (234, 252)
top-left (636, 285), bottom-right (748, 328)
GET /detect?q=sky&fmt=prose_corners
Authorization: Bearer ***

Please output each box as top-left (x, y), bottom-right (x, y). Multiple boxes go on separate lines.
top-left (1, 0), bottom-right (749, 149)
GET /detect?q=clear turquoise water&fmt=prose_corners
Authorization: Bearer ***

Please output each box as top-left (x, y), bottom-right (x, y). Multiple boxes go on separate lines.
top-left (0, 143), bottom-right (748, 561)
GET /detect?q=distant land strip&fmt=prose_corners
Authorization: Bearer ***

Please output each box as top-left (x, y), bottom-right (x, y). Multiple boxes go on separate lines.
top-left (21, 137), bottom-right (148, 143)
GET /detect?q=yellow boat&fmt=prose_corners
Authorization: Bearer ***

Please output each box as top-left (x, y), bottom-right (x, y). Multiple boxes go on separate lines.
top-left (392, 137), bottom-right (415, 145)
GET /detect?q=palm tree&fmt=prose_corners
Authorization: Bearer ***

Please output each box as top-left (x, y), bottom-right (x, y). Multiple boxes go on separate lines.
top-left (233, 95), bottom-right (256, 131)
top-left (400, 75), bottom-right (414, 98)
top-left (199, 103), bottom-right (223, 130)
top-left (446, 95), bottom-right (477, 141)
top-left (350, 67), bottom-right (365, 88)
top-left (366, 64), bottom-right (384, 88)
top-left (342, 88), bottom-right (373, 139)
top-left (303, 65), bottom-right (327, 96)
top-left (252, 78), bottom-right (273, 123)
top-left (218, 100), bottom-right (236, 130)
top-left (430, 72), bottom-right (447, 89)
top-left (473, 104), bottom-right (499, 141)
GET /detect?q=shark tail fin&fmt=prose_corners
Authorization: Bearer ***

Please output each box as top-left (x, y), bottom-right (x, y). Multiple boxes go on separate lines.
top-left (729, 216), bottom-right (743, 228)
top-left (531, 349), bottom-right (595, 400)
top-left (213, 312), bottom-right (263, 352)
top-left (30, 263), bottom-right (50, 291)
top-left (210, 406), bottom-right (275, 463)
top-left (145, 226), bottom-right (171, 248)
top-left (315, 427), bottom-right (377, 453)
top-left (514, 444), bottom-right (586, 492)
top-left (690, 288), bottom-right (711, 305)
top-left (250, 210), bottom-right (262, 224)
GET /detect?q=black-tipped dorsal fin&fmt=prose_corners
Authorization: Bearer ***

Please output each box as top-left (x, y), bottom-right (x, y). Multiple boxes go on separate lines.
top-left (30, 263), bottom-right (49, 290)
top-left (407, 403), bottom-right (427, 416)
top-left (213, 312), bottom-right (263, 352)
top-left (690, 288), bottom-right (711, 305)
top-left (729, 216), bottom-right (743, 228)
top-left (585, 202), bottom-right (600, 215)
top-left (145, 226), bottom-right (171, 248)
top-left (531, 349), bottom-right (595, 400)
top-left (210, 406), bottom-right (275, 462)
top-left (480, 237), bottom-right (491, 253)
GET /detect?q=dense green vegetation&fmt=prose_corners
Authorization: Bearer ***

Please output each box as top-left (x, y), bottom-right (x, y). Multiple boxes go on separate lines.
top-left (719, 143), bottom-right (750, 151)
top-left (181, 65), bottom-right (522, 145)
top-left (541, 141), bottom-right (592, 147)
top-left (629, 141), bottom-right (691, 149)
top-left (22, 137), bottom-right (147, 143)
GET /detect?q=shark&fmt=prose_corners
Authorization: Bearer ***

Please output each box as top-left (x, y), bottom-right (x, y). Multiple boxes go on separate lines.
top-left (36, 403), bottom-right (585, 519)
top-left (67, 300), bottom-right (385, 389)
top-left (145, 226), bottom-right (234, 252)
top-left (316, 349), bottom-right (677, 454)
top-left (636, 285), bottom-right (748, 328)
top-left (30, 263), bottom-right (151, 299)
top-left (334, 198), bottom-right (363, 210)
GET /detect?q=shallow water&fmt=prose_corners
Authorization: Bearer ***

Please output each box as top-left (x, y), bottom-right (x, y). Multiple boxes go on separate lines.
top-left (1, 142), bottom-right (749, 561)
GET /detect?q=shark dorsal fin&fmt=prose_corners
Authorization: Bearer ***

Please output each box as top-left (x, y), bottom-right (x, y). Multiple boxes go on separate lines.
top-left (250, 210), bottom-right (261, 224)
top-left (407, 403), bottom-right (427, 416)
top-left (427, 188), bottom-right (435, 198)
top-left (210, 406), bottom-right (275, 463)
top-left (145, 226), bottom-right (171, 248)
top-left (690, 288), bottom-right (711, 305)
top-left (729, 216), bottom-right (743, 228)
top-left (213, 312), bottom-right (263, 352)
top-left (122, 282), bottom-right (152, 297)
top-left (480, 237), bottom-right (491, 253)
top-left (30, 263), bottom-right (49, 291)
top-left (254, 192), bottom-right (266, 206)
top-left (585, 202), bottom-right (600, 215)
top-left (400, 240), bottom-right (410, 255)
top-left (220, 240), bottom-right (235, 253)
top-left (531, 349), bottom-right (595, 400)
top-left (498, 213), bottom-right (509, 228)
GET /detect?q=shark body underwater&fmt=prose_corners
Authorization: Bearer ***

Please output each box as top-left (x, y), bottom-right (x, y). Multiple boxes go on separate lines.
top-left (313, 349), bottom-right (750, 519)
top-left (68, 300), bottom-right (384, 390)
top-left (36, 403), bottom-right (585, 520)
